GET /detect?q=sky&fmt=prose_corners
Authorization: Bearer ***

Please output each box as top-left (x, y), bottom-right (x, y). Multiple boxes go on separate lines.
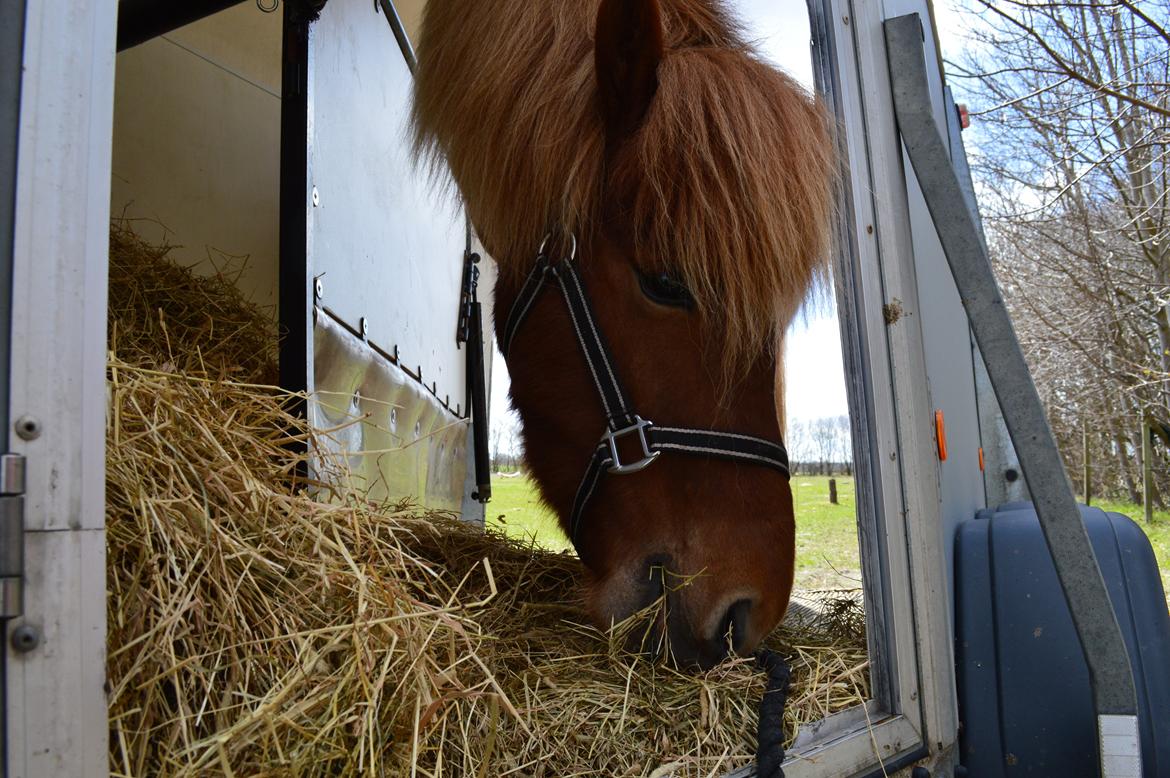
top-left (489, 0), bottom-right (968, 451)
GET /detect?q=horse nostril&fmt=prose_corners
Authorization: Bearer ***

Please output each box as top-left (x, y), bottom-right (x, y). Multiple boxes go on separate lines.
top-left (721, 599), bottom-right (754, 655)
top-left (644, 553), bottom-right (672, 579)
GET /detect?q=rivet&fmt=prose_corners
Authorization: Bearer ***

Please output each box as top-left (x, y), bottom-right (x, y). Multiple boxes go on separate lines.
top-left (314, 278), bottom-right (324, 300)
top-left (311, 186), bottom-right (320, 207)
top-left (15, 415), bottom-right (41, 441)
top-left (10, 625), bottom-right (39, 653)
top-left (360, 317), bottom-right (369, 340)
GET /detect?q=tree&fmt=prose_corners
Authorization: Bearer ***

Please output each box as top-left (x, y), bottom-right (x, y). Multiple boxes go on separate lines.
top-left (834, 414), bottom-right (853, 476)
top-left (489, 409), bottom-right (524, 473)
top-left (810, 416), bottom-right (838, 475)
top-left (950, 0), bottom-right (1170, 504)
top-left (490, 425), bottom-right (504, 473)
top-left (786, 419), bottom-right (811, 474)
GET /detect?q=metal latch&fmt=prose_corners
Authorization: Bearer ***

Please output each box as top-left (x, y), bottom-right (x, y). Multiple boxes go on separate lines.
top-left (0, 453), bottom-right (25, 619)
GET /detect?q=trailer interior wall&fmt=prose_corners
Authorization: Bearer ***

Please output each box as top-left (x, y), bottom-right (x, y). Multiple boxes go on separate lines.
top-left (110, 3), bottom-right (282, 310)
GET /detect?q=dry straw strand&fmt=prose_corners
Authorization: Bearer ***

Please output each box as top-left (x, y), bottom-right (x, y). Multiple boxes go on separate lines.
top-left (106, 225), bottom-right (868, 776)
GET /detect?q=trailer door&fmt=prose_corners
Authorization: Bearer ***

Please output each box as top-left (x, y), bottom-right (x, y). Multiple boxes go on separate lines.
top-left (3, 0), bottom-right (114, 773)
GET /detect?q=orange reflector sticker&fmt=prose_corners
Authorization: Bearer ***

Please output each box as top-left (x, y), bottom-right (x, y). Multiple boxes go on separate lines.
top-left (957, 103), bottom-right (971, 129)
top-left (935, 410), bottom-right (948, 461)
top-left (978, 446), bottom-right (985, 471)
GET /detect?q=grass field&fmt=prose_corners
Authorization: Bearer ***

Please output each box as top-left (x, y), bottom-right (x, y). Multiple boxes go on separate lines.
top-left (487, 473), bottom-right (864, 588)
top-left (486, 474), bottom-right (574, 552)
top-left (790, 475), bottom-right (861, 590)
top-left (488, 473), bottom-right (1170, 601)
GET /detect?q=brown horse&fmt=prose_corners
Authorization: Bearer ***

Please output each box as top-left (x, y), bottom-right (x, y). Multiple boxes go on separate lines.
top-left (413, 0), bottom-right (833, 668)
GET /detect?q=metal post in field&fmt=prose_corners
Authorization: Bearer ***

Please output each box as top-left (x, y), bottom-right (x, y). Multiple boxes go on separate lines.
top-left (1142, 417), bottom-right (1153, 524)
top-left (1083, 422), bottom-right (1091, 506)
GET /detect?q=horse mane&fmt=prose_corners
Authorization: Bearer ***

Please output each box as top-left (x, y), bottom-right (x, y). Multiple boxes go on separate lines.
top-left (412, 0), bottom-right (833, 370)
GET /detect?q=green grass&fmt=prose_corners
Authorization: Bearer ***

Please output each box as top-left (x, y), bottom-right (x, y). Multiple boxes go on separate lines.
top-left (486, 474), bottom-right (573, 552)
top-left (791, 476), bottom-right (861, 590)
top-left (487, 475), bottom-right (1170, 605)
top-left (487, 473), bottom-right (864, 588)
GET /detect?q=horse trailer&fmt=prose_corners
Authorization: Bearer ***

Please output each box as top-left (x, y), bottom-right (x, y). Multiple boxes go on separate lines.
top-left (1, 0), bottom-right (1167, 776)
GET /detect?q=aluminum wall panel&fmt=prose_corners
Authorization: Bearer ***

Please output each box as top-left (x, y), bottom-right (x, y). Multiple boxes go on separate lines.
top-left (312, 312), bottom-right (468, 512)
top-left (307, 0), bottom-right (467, 412)
top-left (293, 0), bottom-right (487, 515)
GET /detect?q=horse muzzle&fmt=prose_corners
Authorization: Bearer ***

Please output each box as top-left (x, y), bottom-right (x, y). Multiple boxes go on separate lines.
top-left (619, 555), bottom-right (758, 671)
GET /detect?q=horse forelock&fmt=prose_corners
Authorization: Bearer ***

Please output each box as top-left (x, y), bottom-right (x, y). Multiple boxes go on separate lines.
top-left (411, 0), bottom-right (834, 372)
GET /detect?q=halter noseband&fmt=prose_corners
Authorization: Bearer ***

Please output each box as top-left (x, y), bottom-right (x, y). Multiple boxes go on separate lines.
top-left (500, 235), bottom-right (791, 550)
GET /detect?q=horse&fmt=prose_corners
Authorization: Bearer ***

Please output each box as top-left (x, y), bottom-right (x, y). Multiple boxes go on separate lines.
top-left (413, 0), bottom-right (833, 669)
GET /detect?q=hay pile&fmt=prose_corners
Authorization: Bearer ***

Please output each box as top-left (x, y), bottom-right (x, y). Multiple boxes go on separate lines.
top-left (106, 224), bottom-right (869, 777)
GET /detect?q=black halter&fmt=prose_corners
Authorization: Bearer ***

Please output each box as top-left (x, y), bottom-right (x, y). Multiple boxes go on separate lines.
top-left (500, 235), bottom-right (791, 550)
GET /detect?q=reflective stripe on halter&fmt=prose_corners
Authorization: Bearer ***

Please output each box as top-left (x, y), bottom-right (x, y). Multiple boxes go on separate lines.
top-left (500, 234), bottom-right (791, 550)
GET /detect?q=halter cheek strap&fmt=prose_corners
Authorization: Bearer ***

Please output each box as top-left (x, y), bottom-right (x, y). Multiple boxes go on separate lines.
top-left (500, 236), bottom-right (791, 550)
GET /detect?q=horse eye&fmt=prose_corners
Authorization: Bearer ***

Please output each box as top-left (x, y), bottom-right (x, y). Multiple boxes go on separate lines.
top-left (638, 270), bottom-right (694, 309)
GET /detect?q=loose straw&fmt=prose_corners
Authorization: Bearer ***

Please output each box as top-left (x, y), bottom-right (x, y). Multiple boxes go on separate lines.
top-left (106, 224), bottom-right (870, 777)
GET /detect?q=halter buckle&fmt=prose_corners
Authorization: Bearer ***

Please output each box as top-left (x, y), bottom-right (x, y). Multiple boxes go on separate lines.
top-left (603, 416), bottom-right (660, 474)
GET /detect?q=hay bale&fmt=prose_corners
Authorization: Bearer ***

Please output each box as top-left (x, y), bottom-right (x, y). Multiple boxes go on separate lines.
top-left (106, 225), bottom-right (869, 777)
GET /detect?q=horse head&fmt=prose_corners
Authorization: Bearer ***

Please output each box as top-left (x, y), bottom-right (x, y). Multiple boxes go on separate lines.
top-left (414, 0), bottom-right (833, 669)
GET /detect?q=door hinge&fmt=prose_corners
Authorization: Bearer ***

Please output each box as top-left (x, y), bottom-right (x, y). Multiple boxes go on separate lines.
top-left (0, 453), bottom-right (25, 618)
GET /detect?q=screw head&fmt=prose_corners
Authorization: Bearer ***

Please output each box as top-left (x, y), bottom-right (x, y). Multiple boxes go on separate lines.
top-left (15, 415), bottom-right (41, 441)
top-left (311, 186), bottom-right (320, 207)
top-left (360, 318), bottom-right (369, 339)
top-left (314, 278), bottom-right (324, 300)
top-left (10, 624), bottom-right (39, 653)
